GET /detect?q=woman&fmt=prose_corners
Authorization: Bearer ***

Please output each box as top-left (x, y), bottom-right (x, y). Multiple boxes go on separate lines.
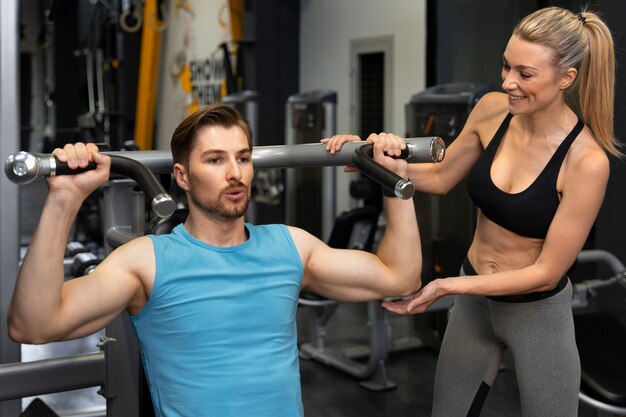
top-left (323, 7), bottom-right (620, 416)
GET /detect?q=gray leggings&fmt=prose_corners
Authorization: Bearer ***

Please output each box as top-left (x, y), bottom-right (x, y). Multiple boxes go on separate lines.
top-left (432, 266), bottom-right (580, 417)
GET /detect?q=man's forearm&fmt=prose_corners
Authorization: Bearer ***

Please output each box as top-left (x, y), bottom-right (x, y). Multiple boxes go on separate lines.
top-left (8, 197), bottom-right (82, 342)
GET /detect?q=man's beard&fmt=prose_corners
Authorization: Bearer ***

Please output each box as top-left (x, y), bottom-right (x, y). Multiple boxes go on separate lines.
top-left (188, 182), bottom-right (250, 219)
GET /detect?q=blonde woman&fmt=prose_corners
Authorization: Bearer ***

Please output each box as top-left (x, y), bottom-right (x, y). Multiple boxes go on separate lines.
top-left (324, 7), bottom-right (619, 416)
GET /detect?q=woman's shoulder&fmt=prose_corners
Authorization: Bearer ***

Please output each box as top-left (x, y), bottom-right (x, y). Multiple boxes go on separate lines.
top-left (473, 92), bottom-right (509, 119)
top-left (559, 122), bottom-right (610, 192)
top-left (464, 92), bottom-right (510, 143)
top-left (568, 124), bottom-right (610, 170)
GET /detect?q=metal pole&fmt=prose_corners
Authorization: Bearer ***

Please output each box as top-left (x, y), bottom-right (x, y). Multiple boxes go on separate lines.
top-left (285, 101), bottom-right (296, 227)
top-left (0, 0), bottom-right (23, 414)
top-left (577, 249), bottom-right (626, 273)
top-left (0, 352), bottom-right (106, 401)
top-left (49, 137), bottom-right (439, 174)
top-left (223, 91), bottom-right (259, 223)
top-left (321, 101), bottom-right (336, 242)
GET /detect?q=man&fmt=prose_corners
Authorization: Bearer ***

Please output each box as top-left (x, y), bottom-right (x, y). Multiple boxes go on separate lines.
top-left (9, 104), bottom-right (421, 417)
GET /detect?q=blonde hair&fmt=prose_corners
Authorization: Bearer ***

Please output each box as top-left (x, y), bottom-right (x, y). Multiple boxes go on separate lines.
top-left (514, 7), bottom-right (621, 157)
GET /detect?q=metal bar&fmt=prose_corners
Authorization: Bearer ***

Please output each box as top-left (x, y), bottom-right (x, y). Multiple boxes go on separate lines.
top-left (321, 101), bottom-right (337, 241)
top-left (106, 226), bottom-right (139, 250)
top-left (577, 249), bottom-right (626, 274)
top-left (100, 180), bottom-right (137, 254)
top-left (0, 352), bottom-right (105, 401)
top-left (104, 314), bottom-right (142, 416)
top-left (5, 139), bottom-right (442, 186)
top-left (131, 189), bottom-right (146, 235)
top-left (574, 250), bottom-right (626, 413)
top-left (85, 50), bottom-right (96, 115)
top-left (0, 0), bottom-right (22, 414)
top-left (89, 137), bottom-right (441, 174)
top-left (96, 48), bottom-right (106, 115)
top-left (284, 101), bottom-right (297, 228)
top-left (579, 391), bottom-right (626, 415)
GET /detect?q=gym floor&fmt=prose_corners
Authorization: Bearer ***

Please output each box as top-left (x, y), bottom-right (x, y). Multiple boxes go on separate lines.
top-left (297, 302), bottom-right (599, 417)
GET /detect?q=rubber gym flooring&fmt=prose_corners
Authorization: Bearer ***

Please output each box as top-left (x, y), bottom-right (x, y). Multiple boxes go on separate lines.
top-left (297, 302), bottom-right (599, 417)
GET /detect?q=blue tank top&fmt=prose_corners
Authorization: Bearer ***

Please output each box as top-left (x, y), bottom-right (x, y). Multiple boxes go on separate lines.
top-left (467, 113), bottom-right (583, 238)
top-left (131, 223), bottom-right (304, 417)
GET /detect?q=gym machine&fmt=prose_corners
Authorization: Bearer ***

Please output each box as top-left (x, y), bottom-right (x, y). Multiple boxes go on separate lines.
top-left (406, 82), bottom-right (493, 282)
top-left (296, 84), bottom-right (493, 391)
top-left (2, 137), bottom-right (444, 415)
top-left (5, 138), bottom-right (441, 189)
top-left (65, 241), bottom-right (101, 277)
top-left (222, 90), bottom-right (258, 139)
top-left (223, 89), bottom-right (281, 225)
top-left (0, 1), bottom-right (22, 415)
top-left (285, 89), bottom-right (337, 241)
top-left (3, 153), bottom-right (177, 416)
top-left (289, 88), bottom-right (447, 391)
top-left (404, 82), bottom-right (494, 349)
top-left (298, 177), bottom-right (399, 391)
top-left (571, 250), bottom-right (626, 416)
top-left (297, 148), bottom-right (429, 391)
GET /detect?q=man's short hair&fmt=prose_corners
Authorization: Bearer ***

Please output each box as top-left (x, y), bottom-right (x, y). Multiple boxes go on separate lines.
top-left (171, 103), bottom-right (253, 167)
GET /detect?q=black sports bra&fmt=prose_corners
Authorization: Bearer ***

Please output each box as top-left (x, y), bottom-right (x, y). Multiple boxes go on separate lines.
top-left (467, 113), bottom-right (584, 239)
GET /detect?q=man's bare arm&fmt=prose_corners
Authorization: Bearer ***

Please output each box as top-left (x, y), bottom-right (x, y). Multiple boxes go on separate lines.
top-left (8, 143), bottom-right (147, 343)
top-left (295, 137), bottom-right (422, 301)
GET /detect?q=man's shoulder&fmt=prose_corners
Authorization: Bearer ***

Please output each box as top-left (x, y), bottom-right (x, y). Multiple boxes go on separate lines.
top-left (250, 224), bottom-right (313, 249)
top-left (281, 225), bottom-right (323, 258)
top-left (248, 222), bottom-right (288, 234)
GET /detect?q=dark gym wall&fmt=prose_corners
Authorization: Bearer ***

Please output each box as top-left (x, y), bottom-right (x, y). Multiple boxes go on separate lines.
top-left (244, 0), bottom-right (299, 147)
top-left (428, 0), bottom-right (540, 88)
top-left (588, 1), bottom-right (626, 270)
top-left (423, 1), bottom-right (541, 280)
top-left (243, 0), bottom-right (300, 224)
top-left (74, 0), bottom-right (141, 149)
top-left (428, 0), bottom-right (626, 269)
top-left (47, 0), bottom-right (140, 150)
top-left (52, 0), bottom-right (81, 148)
top-left (512, 0), bottom-right (626, 270)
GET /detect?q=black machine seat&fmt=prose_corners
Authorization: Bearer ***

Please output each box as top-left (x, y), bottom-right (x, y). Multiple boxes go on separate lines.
top-left (574, 311), bottom-right (626, 406)
top-left (326, 206), bottom-right (379, 251)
